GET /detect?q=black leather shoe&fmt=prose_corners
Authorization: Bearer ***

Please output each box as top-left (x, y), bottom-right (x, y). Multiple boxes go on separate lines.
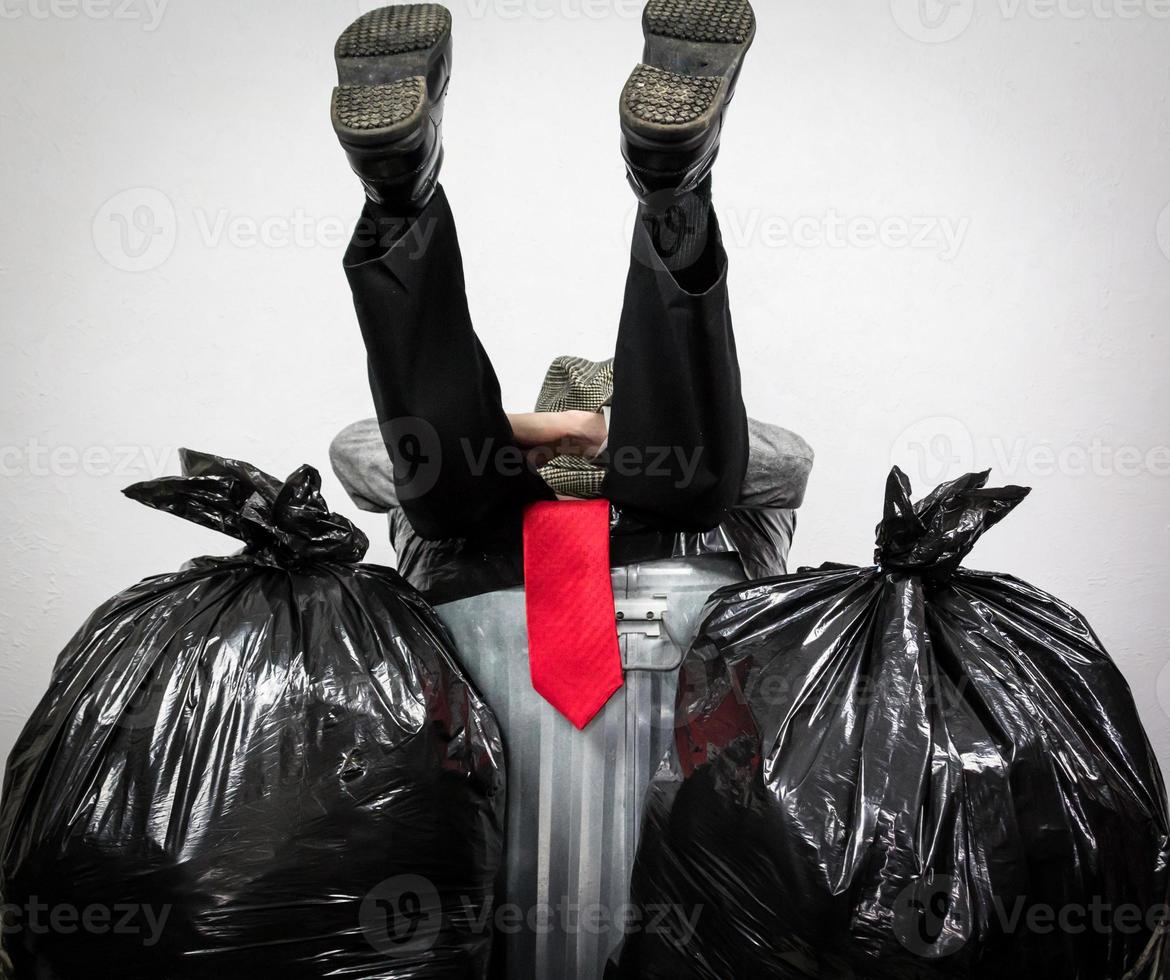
top-left (332, 4), bottom-right (453, 210)
top-left (620, 0), bottom-right (756, 203)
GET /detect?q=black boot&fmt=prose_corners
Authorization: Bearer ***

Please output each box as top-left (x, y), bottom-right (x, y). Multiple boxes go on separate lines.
top-left (620, 0), bottom-right (754, 281)
top-left (332, 4), bottom-right (453, 212)
top-left (620, 0), bottom-right (756, 202)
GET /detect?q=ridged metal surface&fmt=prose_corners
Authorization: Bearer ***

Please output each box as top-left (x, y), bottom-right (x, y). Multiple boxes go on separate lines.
top-left (436, 554), bottom-right (745, 979)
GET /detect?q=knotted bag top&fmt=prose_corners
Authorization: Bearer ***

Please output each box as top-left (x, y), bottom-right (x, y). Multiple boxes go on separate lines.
top-left (124, 449), bottom-right (369, 567)
top-left (874, 467), bottom-right (1031, 579)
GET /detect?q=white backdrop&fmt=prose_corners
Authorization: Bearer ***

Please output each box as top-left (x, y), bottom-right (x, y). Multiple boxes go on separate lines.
top-left (2, 0), bottom-right (1169, 782)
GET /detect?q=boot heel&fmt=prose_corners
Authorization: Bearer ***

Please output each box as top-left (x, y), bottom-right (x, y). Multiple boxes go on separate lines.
top-left (332, 78), bottom-right (428, 146)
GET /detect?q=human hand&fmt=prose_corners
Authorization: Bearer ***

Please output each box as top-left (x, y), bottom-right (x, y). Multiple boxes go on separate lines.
top-left (508, 410), bottom-right (608, 467)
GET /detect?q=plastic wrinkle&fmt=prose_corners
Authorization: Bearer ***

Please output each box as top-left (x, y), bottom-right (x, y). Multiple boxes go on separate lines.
top-left (617, 468), bottom-right (1170, 980)
top-left (0, 452), bottom-right (504, 979)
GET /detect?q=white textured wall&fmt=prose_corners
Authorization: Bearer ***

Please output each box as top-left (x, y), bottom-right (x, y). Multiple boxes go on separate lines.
top-left (2, 0), bottom-right (1168, 782)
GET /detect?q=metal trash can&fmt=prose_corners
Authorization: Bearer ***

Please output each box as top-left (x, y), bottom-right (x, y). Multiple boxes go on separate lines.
top-left (435, 553), bottom-right (746, 980)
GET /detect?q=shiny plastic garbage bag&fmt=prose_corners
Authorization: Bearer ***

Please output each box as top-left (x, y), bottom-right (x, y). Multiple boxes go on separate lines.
top-left (0, 451), bottom-right (504, 980)
top-left (616, 469), bottom-right (1170, 980)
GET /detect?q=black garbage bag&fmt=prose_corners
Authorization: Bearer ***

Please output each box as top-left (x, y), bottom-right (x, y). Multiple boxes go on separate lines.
top-left (616, 469), bottom-right (1170, 980)
top-left (0, 451), bottom-right (504, 979)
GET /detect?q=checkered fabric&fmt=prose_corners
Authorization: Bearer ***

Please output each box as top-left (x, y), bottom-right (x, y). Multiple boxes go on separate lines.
top-left (535, 356), bottom-right (614, 499)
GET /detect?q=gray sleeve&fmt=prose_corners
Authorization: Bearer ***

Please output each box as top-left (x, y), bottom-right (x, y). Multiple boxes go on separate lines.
top-left (329, 419), bottom-right (400, 514)
top-left (738, 417), bottom-right (815, 510)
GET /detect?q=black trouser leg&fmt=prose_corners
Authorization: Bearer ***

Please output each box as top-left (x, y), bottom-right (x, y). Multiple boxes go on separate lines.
top-left (602, 199), bottom-right (750, 533)
top-left (344, 186), bottom-right (552, 541)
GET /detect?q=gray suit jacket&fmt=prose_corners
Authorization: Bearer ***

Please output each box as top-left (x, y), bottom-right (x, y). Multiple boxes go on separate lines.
top-left (332, 417), bottom-right (814, 516)
top-left (331, 417), bottom-right (814, 602)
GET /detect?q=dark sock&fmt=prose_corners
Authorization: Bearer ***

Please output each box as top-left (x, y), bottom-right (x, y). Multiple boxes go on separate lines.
top-left (638, 177), bottom-right (712, 268)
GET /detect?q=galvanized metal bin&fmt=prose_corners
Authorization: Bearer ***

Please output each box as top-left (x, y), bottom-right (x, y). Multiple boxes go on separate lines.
top-left (435, 554), bottom-right (746, 980)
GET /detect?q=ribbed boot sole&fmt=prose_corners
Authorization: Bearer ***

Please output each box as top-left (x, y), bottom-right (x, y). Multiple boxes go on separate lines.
top-left (644, 0), bottom-right (755, 45)
top-left (332, 78), bottom-right (426, 139)
top-left (622, 65), bottom-right (723, 129)
top-left (336, 3), bottom-right (451, 59)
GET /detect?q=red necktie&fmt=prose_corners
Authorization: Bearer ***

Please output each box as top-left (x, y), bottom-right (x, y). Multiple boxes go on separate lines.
top-left (523, 499), bottom-right (623, 730)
